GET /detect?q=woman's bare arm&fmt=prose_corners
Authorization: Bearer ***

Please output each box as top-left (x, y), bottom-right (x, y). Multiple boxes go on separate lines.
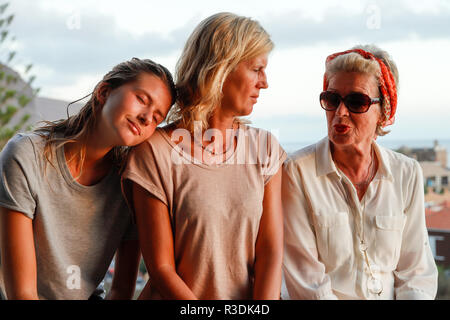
top-left (106, 240), bottom-right (141, 300)
top-left (132, 183), bottom-right (197, 300)
top-left (0, 208), bottom-right (38, 300)
top-left (253, 168), bottom-right (284, 299)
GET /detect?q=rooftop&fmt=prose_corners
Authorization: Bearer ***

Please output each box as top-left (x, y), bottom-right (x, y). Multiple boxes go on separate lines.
top-left (421, 161), bottom-right (450, 177)
top-left (426, 205), bottom-right (450, 230)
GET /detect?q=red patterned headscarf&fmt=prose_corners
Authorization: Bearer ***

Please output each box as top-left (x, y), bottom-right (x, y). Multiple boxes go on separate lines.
top-left (323, 49), bottom-right (397, 126)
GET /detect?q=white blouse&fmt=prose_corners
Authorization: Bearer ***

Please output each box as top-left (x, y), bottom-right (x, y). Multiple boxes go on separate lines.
top-left (282, 137), bottom-right (438, 300)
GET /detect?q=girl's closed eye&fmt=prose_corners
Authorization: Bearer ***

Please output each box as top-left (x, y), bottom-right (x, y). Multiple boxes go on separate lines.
top-left (136, 94), bottom-right (146, 104)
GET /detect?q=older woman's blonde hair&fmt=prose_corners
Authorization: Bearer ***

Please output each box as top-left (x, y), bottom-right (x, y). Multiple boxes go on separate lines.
top-left (167, 12), bottom-right (274, 133)
top-left (325, 44), bottom-right (399, 136)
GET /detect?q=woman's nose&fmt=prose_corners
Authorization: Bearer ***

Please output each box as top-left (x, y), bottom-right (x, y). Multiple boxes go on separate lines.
top-left (258, 71), bottom-right (268, 89)
top-left (138, 111), bottom-right (153, 126)
top-left (335, 101), bottom-right (350, 116)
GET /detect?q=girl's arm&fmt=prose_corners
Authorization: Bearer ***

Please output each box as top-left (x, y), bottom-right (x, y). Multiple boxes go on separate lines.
top-left (253, 168), bottom-right (284, 299)
top-left (0, 208), bottom-right (39, 300)
top-left (132, 183), bottom-right (197, 300)
top-left (106, 240), bottom-right (141, 300)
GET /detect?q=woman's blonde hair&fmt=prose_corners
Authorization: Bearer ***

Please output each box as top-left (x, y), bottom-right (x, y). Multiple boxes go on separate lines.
top-left (167, 12), bottom-right (273, 133)
top-left (35, 57), bottom-right (176, 175)
top-left (325, 44), bottom-right (399, 136)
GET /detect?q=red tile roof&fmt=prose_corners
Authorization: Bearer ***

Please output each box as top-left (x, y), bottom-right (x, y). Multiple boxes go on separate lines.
top-left (426, 205), bottom-right (450, 230)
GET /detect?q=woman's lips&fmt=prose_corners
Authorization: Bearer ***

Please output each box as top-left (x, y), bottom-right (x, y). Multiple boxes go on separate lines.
top-left (333, 124), bottom-right (350, 134)
top-left (127, 119), bottom-right (141, 136)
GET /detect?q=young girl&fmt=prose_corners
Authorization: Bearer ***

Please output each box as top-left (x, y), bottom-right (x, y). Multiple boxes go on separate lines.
top-left (0, 57), bottom-right (176, 300)
top-left (123, 13), bottom-right (286, 300)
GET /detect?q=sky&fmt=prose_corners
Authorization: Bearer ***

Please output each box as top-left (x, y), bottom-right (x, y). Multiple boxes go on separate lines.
top-left (5, 0), bottom-right (450, 144)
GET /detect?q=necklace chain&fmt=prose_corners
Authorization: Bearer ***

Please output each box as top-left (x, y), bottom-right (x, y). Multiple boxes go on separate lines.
top-left (360, 195), bottom-right (383, 296)
top-left (338, 145), bottom-right (383, 296)
top-left (193, 123), bottom-right (237, 156)
top-left (358, 148), bottom-right (383, 296)
top-left (354, 147), bottom-right (376, 189)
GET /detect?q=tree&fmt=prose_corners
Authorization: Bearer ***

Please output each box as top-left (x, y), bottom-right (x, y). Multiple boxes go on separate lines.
top-left (0, 2), bottom-right (38, 150)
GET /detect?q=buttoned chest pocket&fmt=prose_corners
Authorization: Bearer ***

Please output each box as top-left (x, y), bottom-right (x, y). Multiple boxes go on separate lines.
top-left (373, 215), bottom-right (406, 269)
top-left (314, 211), bottom-right (354, 270)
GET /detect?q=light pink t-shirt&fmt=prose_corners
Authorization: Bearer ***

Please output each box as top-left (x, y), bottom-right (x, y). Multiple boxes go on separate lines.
top-left (122, 124), bottom-right (286, 299)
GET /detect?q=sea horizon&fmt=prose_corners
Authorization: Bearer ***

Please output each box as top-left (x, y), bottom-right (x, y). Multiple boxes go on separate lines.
top-left (279, 138), bottom-right (450, 168)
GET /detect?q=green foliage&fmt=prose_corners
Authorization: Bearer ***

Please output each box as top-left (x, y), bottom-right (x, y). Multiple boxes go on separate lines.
top-left (0, 30), bottom-right (7, 42)
top-left (5, 73), bottom-right (15, 84)
top-left (0, 2), bottom-right (37, 150)
top-left (13, 113), bottom-right (29, 131)
top-left (1, 88), bottom-right (15, 102)
top-left (24, 63), bottom-right (32, 74)
top-left (27, 74), bottom-right (35, 85)
top-left (18, 94), bottom-right (31, 107)
top-left (0, 3), bottom-right (8, 14)
top-left (0, 104), bottom-right (17, 124)
top-left (437, 264), bottom-right (450, 300)
top-left (7, 49), bottom-right (15, 62)
top-left (0, 126), bottom-right (13, 149)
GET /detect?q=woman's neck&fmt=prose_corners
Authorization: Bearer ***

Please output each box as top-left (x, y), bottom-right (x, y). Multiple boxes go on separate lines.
top-left (208, 111), bottom-right (237, 133)
top-left (331, 142), bottom-right (372, 173)
top-left (331, 140), bottom-right (377, 200)
top-left (181, 110), bottom-right (237, 160)
top-left (64, 134), bottom-right (113, 186)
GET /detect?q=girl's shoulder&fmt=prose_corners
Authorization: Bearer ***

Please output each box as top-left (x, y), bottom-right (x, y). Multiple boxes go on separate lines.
top-left (1, 132), bottom-right (46, 161)
top-left (144, 122), bottom-right (188, 151)
top-left (129, 125), bottom-right (176, 162)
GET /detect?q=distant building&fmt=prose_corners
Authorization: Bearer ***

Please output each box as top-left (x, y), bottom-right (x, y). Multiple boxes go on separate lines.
top-left (1, 63), bottom-right (82, 134)
top-left (397, 140), bottom-right (447, 169)
top-left (421, 161), bottom-right (450, 193)
top-left (397, 141), bottom-right (450, 193)
top-left (397, 141), bottom-right (450, 266)
top-left (28, 95), bottom-right (83, 127)
top-left (426, 204), bottom-right (450, 267)
top-left (425, 187), bottom-right (450, 206)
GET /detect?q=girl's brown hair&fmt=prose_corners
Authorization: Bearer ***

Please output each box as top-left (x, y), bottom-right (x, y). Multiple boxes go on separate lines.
top-left (35, 57), bottom-right (176, 174)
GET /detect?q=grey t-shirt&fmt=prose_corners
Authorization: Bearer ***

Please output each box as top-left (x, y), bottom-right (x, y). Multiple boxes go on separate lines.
top-left (0, 133), bottom-right (136, 299)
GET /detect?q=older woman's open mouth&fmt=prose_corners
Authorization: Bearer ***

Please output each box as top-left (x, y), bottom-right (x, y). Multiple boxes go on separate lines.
top-left (333, 124), bottom-right (350, 134)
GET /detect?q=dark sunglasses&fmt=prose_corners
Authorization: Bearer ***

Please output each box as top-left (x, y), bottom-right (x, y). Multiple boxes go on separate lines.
top-left (320, 91), bottom-right (381, 113)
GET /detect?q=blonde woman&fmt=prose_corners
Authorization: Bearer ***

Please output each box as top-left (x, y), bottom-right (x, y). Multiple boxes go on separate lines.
top-left (122, 12), bottom-right (286, 299)
top-left (0, 58), bottom-right (176, 299)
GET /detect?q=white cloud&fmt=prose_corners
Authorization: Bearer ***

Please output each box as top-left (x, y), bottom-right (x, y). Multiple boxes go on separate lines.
top-left (43, 73), bottom-right (101, 101)
top-left (5, 0), bottom-right (450, 141)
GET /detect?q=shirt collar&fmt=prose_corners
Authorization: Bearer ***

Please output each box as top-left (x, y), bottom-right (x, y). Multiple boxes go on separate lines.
top-left (315, 136), bottom-right (394, 182)
top-left (372, 140), bottom-right (394, 181)
top-left (315, 137), bottom-right (337, 177)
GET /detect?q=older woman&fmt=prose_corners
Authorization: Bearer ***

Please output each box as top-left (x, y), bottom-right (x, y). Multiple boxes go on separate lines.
top-left (282, 45), bottom-right (438, 300)
top-left (122, 12), bottom-right (286, 299)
